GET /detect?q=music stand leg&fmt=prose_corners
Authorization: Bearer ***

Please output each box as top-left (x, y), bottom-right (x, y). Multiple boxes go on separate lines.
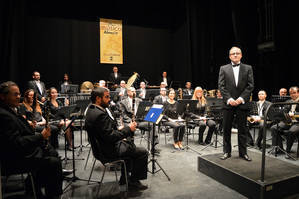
top-left (147, 123), bottom-right (171, 181)
top-left (268, 146), bottom-right (296, 160)
top-left (181, 123), bottom-right (201, 154)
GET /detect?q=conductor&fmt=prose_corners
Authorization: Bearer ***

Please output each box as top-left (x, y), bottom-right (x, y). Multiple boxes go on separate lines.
top-left (218, 46), bottom-right (254, 161)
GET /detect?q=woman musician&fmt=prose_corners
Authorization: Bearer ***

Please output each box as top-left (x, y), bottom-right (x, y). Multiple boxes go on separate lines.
top-left (44, 87), bottom-right (73, 150)
top-left (191, 87), bottom-right (216, 145)
top-left (163, 88), bottom-right (185, 149)
top-left (19, 89), bottom-right (61, 149)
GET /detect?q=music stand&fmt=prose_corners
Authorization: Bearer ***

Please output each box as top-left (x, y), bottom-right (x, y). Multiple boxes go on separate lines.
top-left (135, 101), bottom-right (153, 150)
top-left (177, 100), bottom-right (201, 154)
top-left (144, 105), bottom-right (171, 181)
top-left (54, 105), bottom-right (91, 192)
top-left (266, 105), bottom-right (296, 160)
top-left (61, 84), bottom-right (79, 94)
top-left (201, 98), bottom-right (223, 150)
top-left (144, 89), bottom-right (160, 102)
top-left (74, 99), bottom-right (91, 156)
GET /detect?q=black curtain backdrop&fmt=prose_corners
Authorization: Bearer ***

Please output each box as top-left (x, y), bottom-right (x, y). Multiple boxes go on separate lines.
top-left (1, 0), bottom-right (298, 100)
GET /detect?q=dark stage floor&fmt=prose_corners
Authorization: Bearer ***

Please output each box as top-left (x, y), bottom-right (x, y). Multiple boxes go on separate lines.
top-left (2, 128), bottom-right (299, 199)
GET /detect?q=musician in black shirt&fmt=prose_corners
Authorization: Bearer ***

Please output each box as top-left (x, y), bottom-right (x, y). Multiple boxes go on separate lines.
top-left (163, 89), bottom-right (185, 149)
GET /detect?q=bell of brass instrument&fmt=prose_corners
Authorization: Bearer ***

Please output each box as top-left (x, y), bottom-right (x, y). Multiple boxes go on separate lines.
top-left (178, 88), bottom-right (183, 99)
top-left (247, 116), bottom-right (255, 123)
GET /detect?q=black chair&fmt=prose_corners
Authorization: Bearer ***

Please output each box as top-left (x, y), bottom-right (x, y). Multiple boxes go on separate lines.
top-left (1, 161), bottom-right (37, 199)
top-left (86, 132), bottom-right (129, 197)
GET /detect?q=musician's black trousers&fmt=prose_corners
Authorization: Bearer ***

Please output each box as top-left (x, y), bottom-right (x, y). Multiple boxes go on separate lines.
top-left (120, 146), bottom-right (148, 182)
top-left (222, 108), bottom-right (248, 156)
top-left (163, 121), bottom-right (185, 143)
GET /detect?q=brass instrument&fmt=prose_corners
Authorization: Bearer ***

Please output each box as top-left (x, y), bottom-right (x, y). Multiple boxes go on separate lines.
top-left (207, 89), bottom-right (216, 98)
top-left (178, 88), bottom-right (183, 99)
top-left (80, 81), bottom-right (94, 93)
top-left (247, 116), bottom-right (256, 123)
top-left (203, 89), bottom-right (208, 97)
top-left (126, 72), bottom-right (139, 89)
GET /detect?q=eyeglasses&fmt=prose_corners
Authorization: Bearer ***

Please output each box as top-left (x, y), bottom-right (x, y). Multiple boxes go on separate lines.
top-left (230, 52), bottom-right (241, 55)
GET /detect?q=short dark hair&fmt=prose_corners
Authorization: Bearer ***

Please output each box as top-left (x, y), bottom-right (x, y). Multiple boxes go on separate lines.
top-left (0, 81), bottom-right (18, 95)
top-left (90, 87), bottom-right (109, 103)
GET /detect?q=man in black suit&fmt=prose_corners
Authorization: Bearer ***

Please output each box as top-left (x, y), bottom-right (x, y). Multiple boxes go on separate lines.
top-left (218, 46), bottom-right (254, 161)
top-left (183, 81), bottom-right (193, 96)
top-left (27, 71), bottom-right (47, 102)
top-left (0, 81), bottom-right (62, 199)
top-left (85, 87), bottom-right (148, 190)
top-left (159, 71), bottom-right (171, 88)
top-left (109, 66), bottom-right (122, 89)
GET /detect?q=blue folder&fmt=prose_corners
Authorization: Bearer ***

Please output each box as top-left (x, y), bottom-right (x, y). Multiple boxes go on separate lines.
top-left (144, 104), bottom-right (163, 123)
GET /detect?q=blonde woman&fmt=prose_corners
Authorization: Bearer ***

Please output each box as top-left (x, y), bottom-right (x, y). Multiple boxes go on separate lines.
top-left (163, 89), bottom-right (185, 149)
top-left (191, 87), bottom-right (216, 145)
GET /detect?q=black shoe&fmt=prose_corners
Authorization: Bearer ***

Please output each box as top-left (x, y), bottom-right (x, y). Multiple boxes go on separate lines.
top-left (129, 180), bottom-right (148, 190)
top-left (240, 154), bottom-right (252, 161)
top-left (220, 153), bottom-right (231, 160)
top-left (198, 141), bottom-right (206, 145)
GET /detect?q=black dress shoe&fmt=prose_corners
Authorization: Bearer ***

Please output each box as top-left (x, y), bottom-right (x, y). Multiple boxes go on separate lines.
top-left (240, 154), bottom-right (252, 161)
top-left (220, 153), bottom-right (231, 160)
top-left (129, 180), bottom-right (148, 190)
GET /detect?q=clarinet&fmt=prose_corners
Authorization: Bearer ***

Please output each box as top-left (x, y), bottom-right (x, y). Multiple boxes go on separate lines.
top-left (127, 92), bottom-right (136, 142)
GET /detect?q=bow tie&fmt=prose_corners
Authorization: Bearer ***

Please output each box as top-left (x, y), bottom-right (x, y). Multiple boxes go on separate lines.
top-left (232, 64), bottom-right (240, 67)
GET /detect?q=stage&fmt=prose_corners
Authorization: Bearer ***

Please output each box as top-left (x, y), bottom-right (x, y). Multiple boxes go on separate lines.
top-left (198, 151), bottom-right (299, 199)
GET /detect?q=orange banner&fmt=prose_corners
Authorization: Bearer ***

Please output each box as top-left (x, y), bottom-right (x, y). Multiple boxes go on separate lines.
top-left (100, 18), bottom-right (123, 64)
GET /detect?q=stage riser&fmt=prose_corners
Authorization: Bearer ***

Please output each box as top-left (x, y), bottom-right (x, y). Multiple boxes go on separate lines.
top-left (198, 156), bottom-right (299, 199)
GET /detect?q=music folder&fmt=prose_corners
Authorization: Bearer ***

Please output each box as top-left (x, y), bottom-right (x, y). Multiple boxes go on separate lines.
top-left (144, 104), bottom-right (163, 124)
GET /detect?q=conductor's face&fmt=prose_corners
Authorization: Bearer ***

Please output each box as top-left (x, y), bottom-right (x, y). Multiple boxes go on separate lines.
top-left (99, 91), bottom-right (110, 108)
top-left (229, 47), bottom-right (242, 64)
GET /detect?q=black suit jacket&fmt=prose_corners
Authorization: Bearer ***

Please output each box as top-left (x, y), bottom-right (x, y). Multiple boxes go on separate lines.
top-left (0, 103), bottom-right (44, 164)
top-left (27, 80), bottom-right (47, 101)
top-left (109, 73), bottom-right (122, 85)
top-left (218, 63), bottom-right (254, 110)
top-left (85, 104), bottom-right (132, 159)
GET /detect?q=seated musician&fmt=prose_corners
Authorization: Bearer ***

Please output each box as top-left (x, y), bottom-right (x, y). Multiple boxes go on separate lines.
top-left (271, 86), bottom-right (299, 158)
top-left (191, 87), bottom-right (216, 145)
top-left (44, 87), bottom-right (73, 150)
top-left (137, 81), bottom-right (147, 100)
top-left (19, 89), bottom-right (61, 149)
top-left (115, 80), bottom-right (127, 101)
top-left (247, 90), bottom-right (271, 149)
top-left (279, 87), bottom-right (288, 96)
top-left (0, 81), bottom-right (63, 199)
top-left (153, 87), bottom-right (168, 104)
top-left (163, 88), bottom-right (185, 149)
top-left (183, 81), bottom-right (193, 96)
top-left (119, 87), bottom-right (150, 132)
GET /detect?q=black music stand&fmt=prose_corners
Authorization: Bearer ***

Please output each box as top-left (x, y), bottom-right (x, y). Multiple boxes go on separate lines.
top-left (201, 98), bottom-right (223, 150)
top-left (136, 101), bottom-right (153, 151)
top-left (177, 99), bottom-right (201, 154)
top-left (144, 105), bottom-right (171, 181)
top-left (74, 99), bottom-right (90, 156)
top-left (54, 105), bottom-right (82, 164)
top-left (54, 105), bottom-right (92, 192)
top-left (266, 105), bottom-right (296, 160)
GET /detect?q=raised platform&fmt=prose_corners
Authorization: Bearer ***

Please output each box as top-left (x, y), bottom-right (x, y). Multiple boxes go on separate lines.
top-left (198, 151), bottom-right (299, 199)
